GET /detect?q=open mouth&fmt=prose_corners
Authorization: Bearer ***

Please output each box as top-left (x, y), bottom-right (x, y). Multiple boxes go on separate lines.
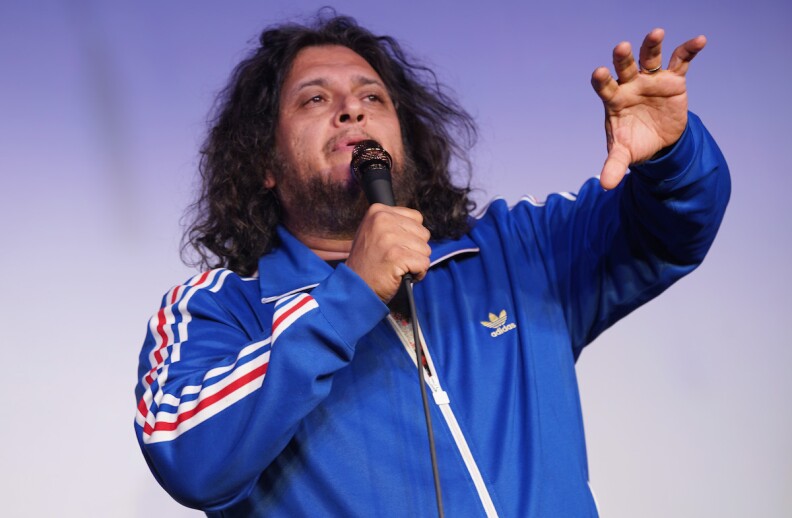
top-left (330, 134), bottom-right (370, 153)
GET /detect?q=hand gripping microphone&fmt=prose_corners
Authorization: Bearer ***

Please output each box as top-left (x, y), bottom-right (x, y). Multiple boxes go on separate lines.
top-left (351, 140), bottom-right (409, 281)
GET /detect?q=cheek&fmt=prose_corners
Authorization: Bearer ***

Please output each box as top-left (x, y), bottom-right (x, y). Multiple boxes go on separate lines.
top-left (291, 123), bottom-right (324, 159)
top-left (276, 124), bottom-right (307, 164)
top-left (387, 123), bottom-right (406, 164)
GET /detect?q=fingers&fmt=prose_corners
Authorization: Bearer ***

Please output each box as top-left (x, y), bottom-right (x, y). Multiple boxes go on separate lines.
top-left (346, 205), bottom-right (432, 302)
top-left (638, 28), bottom-right (664, 72)
top-left (612, 41), bottom-right (639, 84)
top-left (591, 66), bottom-right (619, 103)
top-left (667, 35), bottom-right (707, 76)
top-left (366, 205), bottom-right (430, 246)
top-left (369, 203), bottom-right (424, 224)
top-left (595, 29), bottom-right (705, 87)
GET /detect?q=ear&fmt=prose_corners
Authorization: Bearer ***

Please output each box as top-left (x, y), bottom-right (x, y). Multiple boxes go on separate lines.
top-left (263, 170), bottom-right (277, 189)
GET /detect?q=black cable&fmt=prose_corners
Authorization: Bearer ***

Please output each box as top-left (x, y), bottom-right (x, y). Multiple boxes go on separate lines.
top-left (403, 275), bottom-right (444, 518)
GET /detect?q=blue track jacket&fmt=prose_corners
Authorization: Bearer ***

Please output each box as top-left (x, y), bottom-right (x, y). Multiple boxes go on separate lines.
top-left (134, 113), bottom-right (730, 516)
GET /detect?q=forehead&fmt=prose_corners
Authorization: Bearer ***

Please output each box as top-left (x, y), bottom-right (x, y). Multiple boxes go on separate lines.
top-left (282, 45), bottom-right (384, 91)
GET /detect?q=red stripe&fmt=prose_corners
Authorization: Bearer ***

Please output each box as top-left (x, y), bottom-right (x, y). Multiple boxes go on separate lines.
top-left (151, 362), bottom-right (269, 433)
top-left (169, 285), bottom-right (181, 304)
top-left (140, 270), bottom-right (227, 432)
top-left (147, 272), bottom-right (212, 384)
top-left (137, 397), bottom-right (149, 418)
top-left (144, 363), bottom-right (162, 386)
top-left (194, 270), bottom-right (211, 287)
top-left (153, 309), bottom-right (168, 365)
top-left (272, 295), bottom-right (314, 332)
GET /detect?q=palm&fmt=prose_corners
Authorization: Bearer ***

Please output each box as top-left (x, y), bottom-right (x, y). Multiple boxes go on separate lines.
top-left (591, 29), bottom-right (707, 189)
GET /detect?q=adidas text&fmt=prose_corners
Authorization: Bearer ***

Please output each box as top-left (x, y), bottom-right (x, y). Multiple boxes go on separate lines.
top-left (490, 323), bottom-right (516, 337)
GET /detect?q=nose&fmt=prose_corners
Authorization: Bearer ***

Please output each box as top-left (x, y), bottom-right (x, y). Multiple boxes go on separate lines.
top-left (339, 113), bottom-right (364, 123)
top-left (336, 95), bottom-right (365, 125)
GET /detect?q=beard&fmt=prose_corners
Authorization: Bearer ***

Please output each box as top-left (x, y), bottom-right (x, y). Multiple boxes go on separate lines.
top-left (270, 150), bottom-right (418, 240)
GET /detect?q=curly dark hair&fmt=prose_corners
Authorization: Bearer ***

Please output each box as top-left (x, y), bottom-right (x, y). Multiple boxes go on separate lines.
top-left (183, 10), bottom-right (478, 276)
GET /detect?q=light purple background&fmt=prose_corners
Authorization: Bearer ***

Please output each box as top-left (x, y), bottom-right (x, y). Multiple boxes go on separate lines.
top-left (1, 1), bottom-right (790, 516)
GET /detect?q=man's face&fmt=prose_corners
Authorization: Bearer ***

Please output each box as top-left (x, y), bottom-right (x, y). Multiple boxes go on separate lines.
top-left (268, 45), bottom-right (410, 238)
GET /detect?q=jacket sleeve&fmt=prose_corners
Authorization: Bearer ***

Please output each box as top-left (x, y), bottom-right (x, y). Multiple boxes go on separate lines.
top-left (510, 112), bottom-right (731, 358)
top-left (133, 264), bottom-right (387, 510)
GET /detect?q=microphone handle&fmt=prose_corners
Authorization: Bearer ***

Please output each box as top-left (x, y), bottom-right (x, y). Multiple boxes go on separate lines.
top-left (361, 168), bottom-right (396, 207)
top-left (360, 167), bottom-right (411, 281)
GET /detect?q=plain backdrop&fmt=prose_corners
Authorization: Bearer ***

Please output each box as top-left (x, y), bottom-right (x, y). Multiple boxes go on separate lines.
top-left (1, 1), bottom-right (790, 516)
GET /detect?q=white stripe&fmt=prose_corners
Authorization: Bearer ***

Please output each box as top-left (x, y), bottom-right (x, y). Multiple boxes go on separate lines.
top-left (437, 404), bottom-right (498, 517)
top-left (135, 382), bottom-right (157, 427)
top-left (261, 284), bottom-right (319, 304)
top-left (148, 375), bottom-right (265, 444)
top-left (519, 194), bottom-right (545, 207)
top-left (151, 351), bottom-right (270, 425)
top-left (204, 339), bottom-right (270, 381)
top-left (137, 270), bottom-right (239, 426)
top-left (171, 341), bottom-right (181, 363)
top-left (273, 292), bottom-right (303, 316)
top-left (142, 269), bottom-right (230, 391)
top-left (147, 285), bottom-right (179, 367)
top-left (160, 393), bottom-right (180, 406)
top-left (481, 186), bottom-right (593, 215)
top-left (387, 317), bottom-right (499, 517)
top-left (272, 297), bottom-right (318, 344)
top-left (140, 338), bottom-right (270, 432)
top-left (180, 385), bottom-right (201, 396)
top-left (430, 247), bottom-right (480, 267)
top-left (209, 269), bottom-right (232, 293)
top-left (175, 270), bottom-right (221, 349)
top-left (144, 351), bottom-right (270, 444)
top-left (136, 364), bottom-right (171, 428)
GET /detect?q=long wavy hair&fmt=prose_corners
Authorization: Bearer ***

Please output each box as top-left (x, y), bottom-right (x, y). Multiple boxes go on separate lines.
top-left (184, 11), bottom-right (478, 276)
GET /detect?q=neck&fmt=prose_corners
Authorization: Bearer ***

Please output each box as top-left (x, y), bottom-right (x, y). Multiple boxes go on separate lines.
top-left (292, 231), bottom-right (353, 261)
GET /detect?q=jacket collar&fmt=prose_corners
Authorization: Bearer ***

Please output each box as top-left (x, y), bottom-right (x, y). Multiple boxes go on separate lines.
top-left (258, 225), bottom-right (479, 303)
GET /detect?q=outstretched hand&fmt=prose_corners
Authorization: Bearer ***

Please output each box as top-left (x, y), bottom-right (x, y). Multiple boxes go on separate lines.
top-left (591, 28), bottom-right (707, 189)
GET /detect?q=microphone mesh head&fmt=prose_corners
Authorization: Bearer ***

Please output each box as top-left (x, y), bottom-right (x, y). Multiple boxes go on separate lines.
top-left (351, 140), bottom-right (392, 181)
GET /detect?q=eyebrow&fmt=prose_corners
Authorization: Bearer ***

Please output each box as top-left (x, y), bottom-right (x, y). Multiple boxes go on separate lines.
top-left (290, 75), bottom-right (386, 96)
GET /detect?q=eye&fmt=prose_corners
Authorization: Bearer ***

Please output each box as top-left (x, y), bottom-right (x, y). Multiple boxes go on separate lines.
top-left (302, 95), bottom-right (325, 106)
top-left (364, 93), bottom-right (383, 103)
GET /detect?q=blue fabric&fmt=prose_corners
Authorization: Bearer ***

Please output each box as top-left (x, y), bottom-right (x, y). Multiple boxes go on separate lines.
top-left (135, 113), bottom-right (730, 517)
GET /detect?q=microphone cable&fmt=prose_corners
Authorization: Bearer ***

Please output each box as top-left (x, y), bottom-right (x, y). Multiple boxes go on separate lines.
top-left (404, 274), bottom-right (445, 518)
top-left (352, 141), bottom-right (445, 518)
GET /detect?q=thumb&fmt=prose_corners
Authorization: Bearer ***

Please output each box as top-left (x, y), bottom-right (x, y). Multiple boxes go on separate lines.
top-left (599, 144), bottom-right (631, 190)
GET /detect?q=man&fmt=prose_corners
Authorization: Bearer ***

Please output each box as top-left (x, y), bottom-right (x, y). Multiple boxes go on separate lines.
top-left (134, 13), bottom-right (729, 517)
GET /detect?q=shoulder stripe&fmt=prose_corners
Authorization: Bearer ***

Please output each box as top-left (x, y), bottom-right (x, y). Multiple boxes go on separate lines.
top-left (137, 337), bottom-right (270, 441)
top-left (140, 341), bottom-right (271, 444)
top-left (142, 269), bottom-right (230, 390)
top-left (272, 293), bottom-right (318, 344)
top-left (136, 273), bottom-right (319, 442)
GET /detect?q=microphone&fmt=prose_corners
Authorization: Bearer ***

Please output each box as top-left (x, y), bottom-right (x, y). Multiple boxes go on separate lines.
top-left (351, 139), bottom-right (411, 282)
top-left (351, 140), bottom-right (396, 206)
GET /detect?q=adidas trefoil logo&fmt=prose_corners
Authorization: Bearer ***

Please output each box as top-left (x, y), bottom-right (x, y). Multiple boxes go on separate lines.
top-left (480, 309), bottom-right (517, 337)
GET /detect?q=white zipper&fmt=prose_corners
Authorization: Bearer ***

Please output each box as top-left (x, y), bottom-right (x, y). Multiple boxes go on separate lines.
top-left (388, 316), bottom-right (499, 518)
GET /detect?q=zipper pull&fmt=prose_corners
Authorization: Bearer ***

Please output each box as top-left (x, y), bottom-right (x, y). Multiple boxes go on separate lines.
top-left (432, 389), bottom-right (450, 406)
